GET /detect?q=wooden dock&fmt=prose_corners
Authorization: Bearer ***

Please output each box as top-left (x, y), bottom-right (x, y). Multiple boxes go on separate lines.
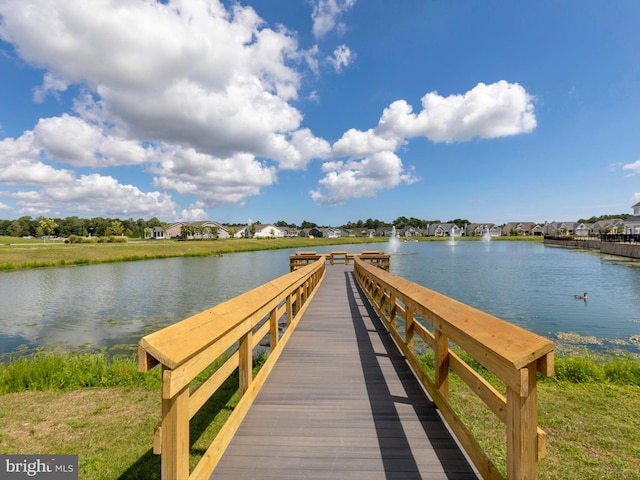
top-left (209, 265), bottom-right (479, 479)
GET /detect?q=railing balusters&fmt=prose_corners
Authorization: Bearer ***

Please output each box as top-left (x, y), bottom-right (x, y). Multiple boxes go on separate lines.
top-left (139, 259), bottom-right (326, 480)
top-left (434, 330), bottom-right (450, 400)
top-left (354, 255), bottom-right (554, 480)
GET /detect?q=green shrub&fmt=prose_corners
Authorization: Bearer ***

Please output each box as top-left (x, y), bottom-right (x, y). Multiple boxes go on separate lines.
top-left (603, 357), bottom-right (640, 385)
top-left (0, 350), bottom-right (160, 393)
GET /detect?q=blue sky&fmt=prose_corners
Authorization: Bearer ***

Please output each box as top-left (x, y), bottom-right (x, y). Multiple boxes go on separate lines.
top-left (0, 0), bottom-right (639, 226)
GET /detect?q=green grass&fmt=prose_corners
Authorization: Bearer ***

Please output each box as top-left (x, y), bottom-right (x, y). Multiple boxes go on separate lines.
top-left (1, 350), bottom-right (638, 479)
top-left (418, 351), bottom-right (640, 479)
top-left (0, 236), bottom-right (392, 271)
top-left (0, 349), bottom-right (162, 394)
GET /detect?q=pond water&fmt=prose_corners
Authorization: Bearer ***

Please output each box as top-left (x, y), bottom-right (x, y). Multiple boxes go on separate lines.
top-left (1, 240), bottom-right (639, 357)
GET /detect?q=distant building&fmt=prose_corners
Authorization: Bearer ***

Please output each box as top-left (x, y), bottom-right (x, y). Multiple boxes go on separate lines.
top-left (624, 201), bottom-right (640, 234)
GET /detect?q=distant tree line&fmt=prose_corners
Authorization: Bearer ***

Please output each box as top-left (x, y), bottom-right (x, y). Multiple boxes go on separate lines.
top-left (2, 213), bottom-right (628, 239)
top-left (0, 215), bottom-right (165, 238)
top-left (577, 214), bottom-right (630, 223)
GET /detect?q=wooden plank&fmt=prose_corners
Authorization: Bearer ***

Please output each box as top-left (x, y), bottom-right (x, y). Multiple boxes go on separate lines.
top-left (209, 266), bottom-right (479, 480)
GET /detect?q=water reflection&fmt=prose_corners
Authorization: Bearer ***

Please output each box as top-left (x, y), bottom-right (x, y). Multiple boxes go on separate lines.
top-left (1, 241), bottom-right (639, 356)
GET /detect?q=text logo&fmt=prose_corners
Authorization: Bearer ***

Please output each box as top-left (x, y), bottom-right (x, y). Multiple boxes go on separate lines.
top-left (1, 455), bottom-right (78, 479)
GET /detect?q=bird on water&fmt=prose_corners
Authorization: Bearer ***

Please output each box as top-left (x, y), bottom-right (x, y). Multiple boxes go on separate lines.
top-left (574, 292), bottom-right (587, 300)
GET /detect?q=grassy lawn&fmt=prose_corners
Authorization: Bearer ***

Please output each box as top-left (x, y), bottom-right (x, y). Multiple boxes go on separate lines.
top-left (0, 351), bottom-right (638, 479)
top-left (0, 236), bottom-right (394, 270)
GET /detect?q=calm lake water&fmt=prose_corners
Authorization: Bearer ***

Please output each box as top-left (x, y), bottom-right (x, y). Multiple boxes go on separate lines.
top-left (1, 240), bottom-right (639, 357)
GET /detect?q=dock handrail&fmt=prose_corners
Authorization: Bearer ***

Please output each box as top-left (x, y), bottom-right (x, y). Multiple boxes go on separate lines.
top-left (138, 257), bottom-right (326, 480)
top-left (353, 256), bottom-right (555, 480)
top-left (290, 250), bottom-right (390, 271)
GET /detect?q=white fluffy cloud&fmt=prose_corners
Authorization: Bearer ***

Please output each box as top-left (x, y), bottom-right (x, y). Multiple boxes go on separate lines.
top-left (311, 0), bottom-right (356, 39)
top-left (151, 147), bottom-right (278, 207)
top-left (0, 0), bottom-right (334, 217)
top-left (34, 115), bottom-right (153, 167)
top-left (328, 45), bottom-right (354, 73)
top-left (311, 81), bottom-right (536, 205)
top-left (376, 80), bottom-right (536, 144)
top-left (622, 160), bottom-right (640, 176)
top-left (0, 133), bottom-right (75, 185)
top-left (310, 151), bottom-right (418, 205)
top-left (0, 1), bottom-right (538, 217)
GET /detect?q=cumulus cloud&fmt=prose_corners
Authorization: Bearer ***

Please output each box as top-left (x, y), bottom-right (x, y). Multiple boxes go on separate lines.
top-left (0, 0), bottom-right (334, 217)
top-left (376, 81), bottom-right (536, 143)
top-left (333, 81), bottom-right (536, 158)
top-left (310, 151), bottom-right (418, 205)
top-left (0, 1), bottom-right (538, 216)
top-left (327, 45), bottom-right (354, 73)
top-left (311, 0), bottom-right (356, 39)
top-left (34, 115), bottom-right (153, 167)
top-left (0, 130), bottom-right (175, 217)
top-left (151, 147), bottom-right (278, 207)
top-left (41, 174), bottom-right (176, 218)
top-left (311, 81), bottom-right (536, 204)
top-left (622, 160), bottom-right (640, 176)
top-left (0, 133), bottom-right (75, 185)
top-left (633, 192), bottom-right (640, 202)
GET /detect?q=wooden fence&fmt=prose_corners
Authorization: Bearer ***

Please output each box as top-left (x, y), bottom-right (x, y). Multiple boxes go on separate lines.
top-left (353, 255), bottom-right (555, 480)
top-left (138, 258), bottom-right (326, 480)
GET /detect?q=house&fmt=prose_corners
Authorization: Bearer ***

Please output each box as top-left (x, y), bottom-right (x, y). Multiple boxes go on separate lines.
top-left (530, 224), bottom-right (545, 236)
top-left (375, 227), bottom-right (396, 237)
top-left (426, 223), bottom-right (461, 237)
top-left (253, 224), bottom-right (285, 238)
top-left (624, 202), bottom-right (640, 234)
top-left (151, 226), bottom-right (166, 239)
top-left (575, 223), bottom-right (594, 237)
top-left (466, 223), bottom-right (500, 237)
top-left (191, 221), bottom-right (230, 239)
top-left (502, 222), bottom-right (538, 236)
top-left (165, 222), bottom-right (188, 238)
top-left (593, 219), bottom-right (625, 234)
top-left (165, 221), bottom-right (229, 239)
top-left (233, 225), bottom-right (251, 238)
top-left (307, 227), bottom-right (323, 238)
top-left (401, 226), bottom-right (423, 237)
top-left (323, 227), bottom-right (343, 238)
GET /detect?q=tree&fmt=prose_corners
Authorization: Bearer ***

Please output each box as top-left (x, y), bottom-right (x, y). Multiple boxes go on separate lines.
top-left (38, 217), bottom-right (58, 240)
top-left (300, 220), bottom-right (317, 229)
top-left (111, 220), bottom-right (124, 236)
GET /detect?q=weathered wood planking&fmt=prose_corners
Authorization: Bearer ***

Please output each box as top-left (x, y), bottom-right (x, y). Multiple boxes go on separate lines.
top-left (210, 265), bottom-right (479, 480)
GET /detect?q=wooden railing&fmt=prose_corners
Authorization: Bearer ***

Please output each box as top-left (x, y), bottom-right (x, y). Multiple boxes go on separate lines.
top-left (138, 258), bottom-right (326, 480)
top-left (353, 256), bottom-right (555, 480)
top-left (290, 250), bottom-right (390, 271)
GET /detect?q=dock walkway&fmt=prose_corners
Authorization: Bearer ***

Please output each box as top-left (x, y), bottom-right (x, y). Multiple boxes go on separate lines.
top-left (210, 265), bottom-right (479, 479)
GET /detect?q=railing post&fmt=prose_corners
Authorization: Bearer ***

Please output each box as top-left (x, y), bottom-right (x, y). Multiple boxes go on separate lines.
top-left (389, 293), bottom-right (397, 330)
top-left (286, 295), bottom-right (293, 326)
top-left (506, 362), bottom-right (538, 480)
top-left (239, 331), bottom-right (253, 396)
top-left (269, 307), bottom-right (278, 350)
top-left (434, 330), bottom-right (450, 400)
top-left (161, 366), bottom-right (190, 480)
top-left (405, 307), bottom-right (414, 353)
